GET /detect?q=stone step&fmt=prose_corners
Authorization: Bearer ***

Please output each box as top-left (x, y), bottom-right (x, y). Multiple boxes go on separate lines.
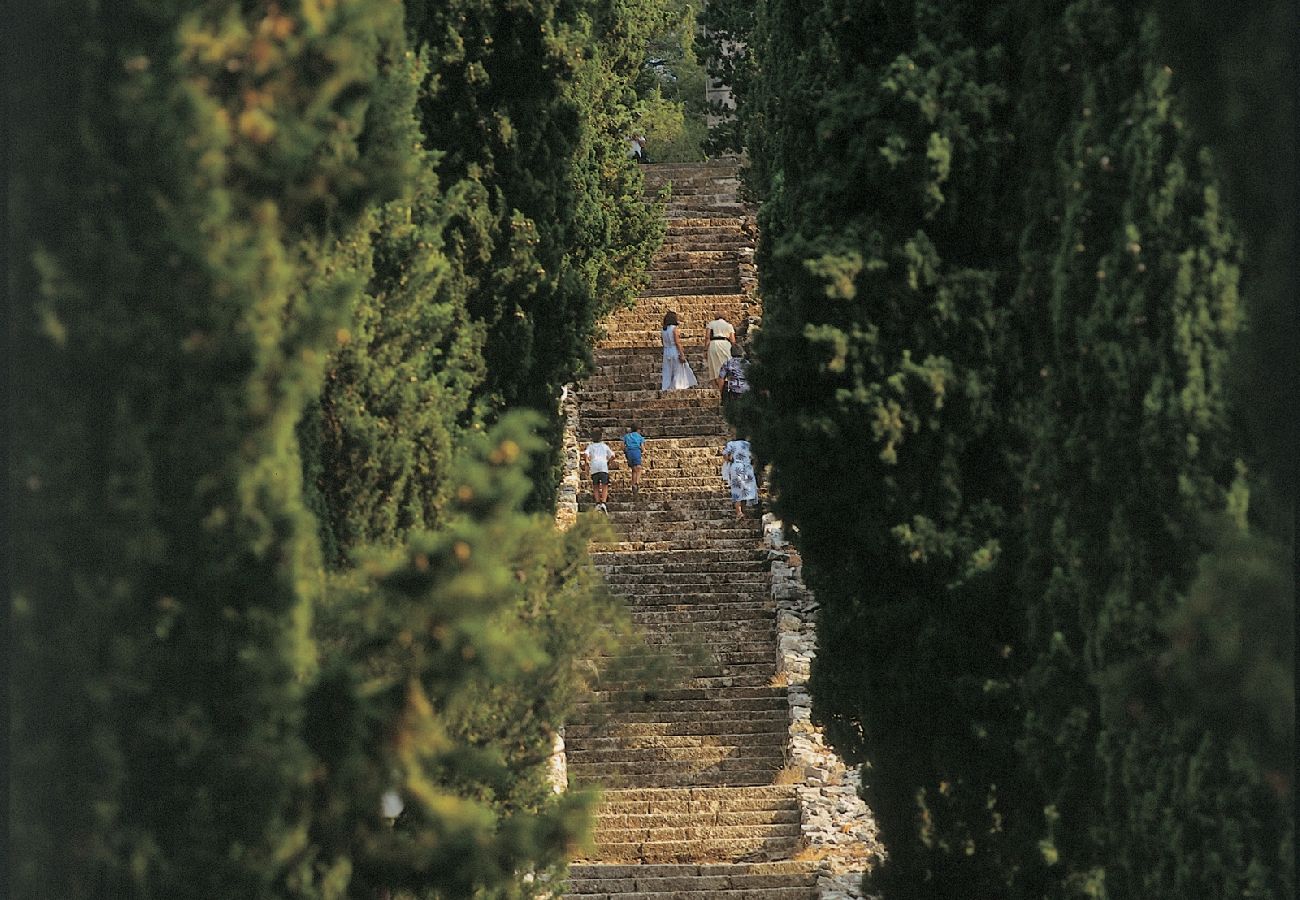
top-left (624, 616), bottom-right (772, 633)
top-left (591, 822), bottom-right (801, 845)
top-left (582, 426), bottom-right (730, 442)
top-left (597, 567), bottom-right (767, 582)
top-left (593, 804), bottom-right (796, 823)
top-left (579, 391), bottom-right (725, 409)
top-left (610, 660), bottom-right (776, 680)
top-left (569, 768), bottom-right (785, 790)
top-left (564, 861), bottom-right (817, 898)
top-left (576, 836), bottom-right (798, 865)
top-left (567, 716), bottom-right (786, 738)
top-left (566, 881), bottom-right (816, 899)
top-left (571, 732), bottom-right (787, 755)
top-left (569, 711), bottom-right (787, 732)
top-left (592, 546), bottom-right (765, 561)
top-left (592, 673), bottom-right (775, 691)
top-left (589, 538), bottom-right (763, 553)
top-left (640, 283), bottom-right (741, 298)
top-left (596, 498), bottom-right (760, 513)
top-left (606, 579), bottom-right (768, 594)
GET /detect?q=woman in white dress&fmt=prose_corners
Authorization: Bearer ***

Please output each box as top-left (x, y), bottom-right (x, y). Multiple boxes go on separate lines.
top-left (661, 311), bottom-right (698, 391)
top-left (723, 438), bottom-right (758, 519)
top-left (703, 310), bottom-right (736, 387)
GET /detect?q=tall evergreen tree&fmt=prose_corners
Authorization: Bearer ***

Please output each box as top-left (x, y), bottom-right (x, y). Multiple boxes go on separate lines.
top-left (10, 2), bottom-right (667, 897)
top-left (401, 0), bottom-right (664, 513)
top-left (10, 1), bottom-right (412, 894)
top-left (732, 0), bottom-right (1294, 896)
top-left (738, 2), bottom-right (1041, 894)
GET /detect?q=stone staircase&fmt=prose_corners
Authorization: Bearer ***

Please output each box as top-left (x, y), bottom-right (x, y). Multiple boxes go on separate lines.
top-left (562, 160), bottom-right (819, 900)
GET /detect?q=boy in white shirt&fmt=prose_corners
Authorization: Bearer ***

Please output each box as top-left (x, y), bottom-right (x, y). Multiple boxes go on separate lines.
top-left (583, 430), bottom-right (615, 512)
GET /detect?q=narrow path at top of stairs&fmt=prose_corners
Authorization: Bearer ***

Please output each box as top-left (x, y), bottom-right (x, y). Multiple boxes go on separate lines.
top-left (563, 160), bottom-right (819, 900)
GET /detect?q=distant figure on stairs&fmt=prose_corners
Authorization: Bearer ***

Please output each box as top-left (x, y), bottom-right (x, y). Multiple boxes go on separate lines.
top-left (622, 424), bottom-right (645, 501)
top-left (723, 438), bottom-right (759, 519)
top-left (583, 430), bottom-right (614, 513)
top-left (718, 343), bottom-right (750, 417)
top-left (660, 311), bottom-right (698, 391)
top-left (703, 309), bottom-right (736, 388)
top-left (628, 134), bottom-right (649, 164)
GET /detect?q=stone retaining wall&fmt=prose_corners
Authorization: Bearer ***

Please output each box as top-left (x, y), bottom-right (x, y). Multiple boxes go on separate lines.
top-left (764, 515), bottom-right (883, 900)
top-left (556, 384), bottom-right (581, 531)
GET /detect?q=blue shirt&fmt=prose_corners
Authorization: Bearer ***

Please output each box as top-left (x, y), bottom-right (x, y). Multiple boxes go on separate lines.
top-left (623, 431), bottom-right (645, 456)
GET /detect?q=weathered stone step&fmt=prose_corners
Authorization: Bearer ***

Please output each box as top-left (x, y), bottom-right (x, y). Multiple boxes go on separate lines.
top-left (625, 618), bottom-right (771, 635)
top-left (568, 717), bottom-right (786, 738)
top-left (595, 658), bottom-right (774, 676)
top-left (594, 544), bottom-right (764, 559)
top-left (599, 569), bottom-right (766, 583)
top-left (569, 706), bottom-right (787, 727)
top-left (589, 541), bottom-right (762, 556)
top-left (614, 592), bottom-right (771, 606)
top-left (594, 800), bottom-right (796, 820)
top-left (591, 821), bottom-right (800, 843)
top-left (568, 764), bottom-right (784, 789)
top-left (565, 860), bottom-right (817, 896)
top-left (587, 832), bottom-right (801, 862)
top-left (592, 673), bottom-right (776, 691)
top-left (580, 386), bottom-right (726, 404)
top-left (640, 283), bottom-right (742, 298)
top-left (581, 411), bottom-right (726, 430)
top-left (572, 733), bottom-right (786, 755)
top-left (587, 509), bottom-right (754, 530)
top-left (607, 580), bottom-right (768, 595)
top-left (577, 836), bottom-right (798, 866)
top-left (566, 881), bottom-right (816, 899)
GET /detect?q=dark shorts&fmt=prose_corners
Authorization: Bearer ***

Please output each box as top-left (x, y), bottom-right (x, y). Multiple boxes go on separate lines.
top-left (625, 449), bottom-right (643, 467)
top-left (591, 471), bottom-right (610, 485)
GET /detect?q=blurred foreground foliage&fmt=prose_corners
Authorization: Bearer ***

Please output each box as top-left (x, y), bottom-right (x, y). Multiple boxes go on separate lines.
top-left (9, 0), bottom-right (673, 896)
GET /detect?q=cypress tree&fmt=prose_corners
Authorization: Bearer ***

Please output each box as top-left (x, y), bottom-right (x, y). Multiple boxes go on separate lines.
top-left (10, 1), bottom-right (412, 894)
top-left (10, 2), bottom-right (663, 896)
top-left (733, 0), bottom-right (1294, 895)
top-left (1014, 6), bottom-right (1293, 896)
top-left (401, 0), bottom-right (664, 513)
top-left (739, 2), bottom-right (1041, 894)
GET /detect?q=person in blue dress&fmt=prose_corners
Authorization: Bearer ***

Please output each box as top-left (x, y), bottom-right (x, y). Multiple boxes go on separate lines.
top-left (723, 438), bottom-right (758, 519)
top-left (623, 424), bottom-right (645, 501)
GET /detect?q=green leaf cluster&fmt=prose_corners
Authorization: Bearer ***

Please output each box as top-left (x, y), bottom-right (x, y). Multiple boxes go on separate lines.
top-left (725, 0), bottom-right (1294, 896)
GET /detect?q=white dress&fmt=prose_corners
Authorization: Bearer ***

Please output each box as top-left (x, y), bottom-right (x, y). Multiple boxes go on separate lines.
top-left (661, 325), bottom-right (698, 390)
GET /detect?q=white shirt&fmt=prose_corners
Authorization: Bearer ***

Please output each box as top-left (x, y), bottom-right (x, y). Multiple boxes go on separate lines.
top-left (585, 442), bottom-right (614, 474)
top-left (706, 318), bottom-right (735, 340)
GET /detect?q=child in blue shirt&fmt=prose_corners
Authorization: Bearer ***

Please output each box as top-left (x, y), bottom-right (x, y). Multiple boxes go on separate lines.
top-left (623, 425), bottom-right (645, 501)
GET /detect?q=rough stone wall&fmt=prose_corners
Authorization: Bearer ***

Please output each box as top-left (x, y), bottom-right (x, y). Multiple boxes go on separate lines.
top-left (556, 384), bottom-right (581, 531)
top-left (765, 515), bottom-right (884, 899)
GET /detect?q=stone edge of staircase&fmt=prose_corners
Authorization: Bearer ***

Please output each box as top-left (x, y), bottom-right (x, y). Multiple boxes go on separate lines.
top-left (763, 517), bottom-right (883, 897)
